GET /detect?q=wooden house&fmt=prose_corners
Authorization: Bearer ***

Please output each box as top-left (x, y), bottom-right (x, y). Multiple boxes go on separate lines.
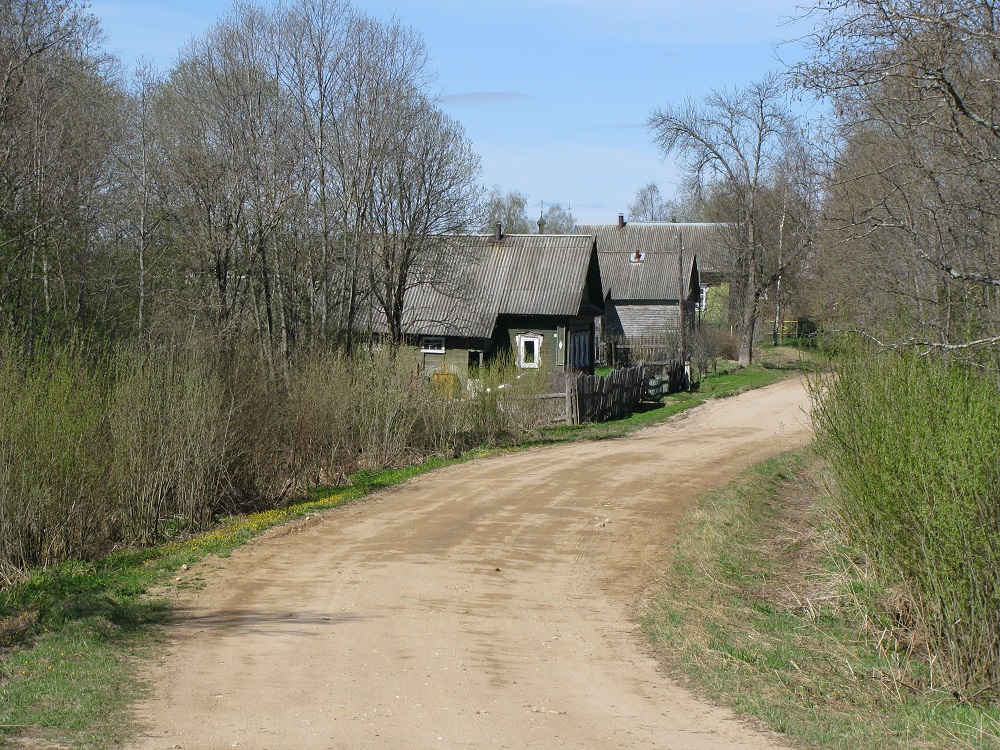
top-left (576, 219), bottom-right (702, 342)
top-left (370, 229), bottom-right (603, 379)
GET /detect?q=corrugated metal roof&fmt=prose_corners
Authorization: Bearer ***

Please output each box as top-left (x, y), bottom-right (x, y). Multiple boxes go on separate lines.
top-left (388, 233), bottom-right (599, 338)
top-left (596, 252), bottom-right (697, 301)
top-left (577, 222), bottom-right (733, 280)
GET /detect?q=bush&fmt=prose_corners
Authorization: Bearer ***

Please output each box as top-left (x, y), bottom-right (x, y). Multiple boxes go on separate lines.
top-left (0, 338), bottom-right (555, 583)
top-left (811, 345), bottom-right (1000, 689)
top-left (0, 341), bottom-right (108, 573)
top-left (460, 353), bottom-right (552, 443)
top-left (690, 326), bottom-right (738, 376)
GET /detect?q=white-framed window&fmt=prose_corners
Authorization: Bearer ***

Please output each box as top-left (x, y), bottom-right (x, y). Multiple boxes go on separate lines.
top-left (420, 336), bottom-right (445, 353)
top-left (696, 285), bottom-right (708, 312)
top-left (516, 334), bottom-right (543, 368)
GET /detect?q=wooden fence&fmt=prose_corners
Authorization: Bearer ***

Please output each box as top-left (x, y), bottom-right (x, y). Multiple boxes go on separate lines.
top-left (604, 334), bottom-right (679, 368)
top-left (565, 364), bottom-right (646, 425)
top-left (643, 360), bottom-right (688, 395)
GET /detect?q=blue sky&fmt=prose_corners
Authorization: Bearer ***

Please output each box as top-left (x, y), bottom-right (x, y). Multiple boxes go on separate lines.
top-left (92, 0), bottom-right (812, 224)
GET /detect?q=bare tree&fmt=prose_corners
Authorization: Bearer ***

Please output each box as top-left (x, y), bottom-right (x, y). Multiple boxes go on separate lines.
top-left (795, 0), bottom-right (1000, 365)
top-left (0, 0), bottom-right (120, 339)
top-left (156, 2), bottom-right (310, 364)
top-left (110, 61), bottom-right (168, 334)
top-left (323, 11), bottom-right (436, 351)
top-left (648, 73), bottom-right (807, 365)
top-left (481, 186), bottom-right (530, 234)
top-left (369, 94), bottom-right (480, 344)
top-left (627, 182), bottom-right (673, 222)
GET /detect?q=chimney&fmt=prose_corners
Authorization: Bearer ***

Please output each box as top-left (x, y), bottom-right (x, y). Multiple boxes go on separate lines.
top-left (494, 222), bottom-right (502, 242)
top-left (618, 213), bottom-right (626, 229)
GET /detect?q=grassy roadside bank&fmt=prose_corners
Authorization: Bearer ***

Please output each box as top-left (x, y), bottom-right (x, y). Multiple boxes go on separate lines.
top-left (643, 451), bottom-right (1000, 750)
top-left (0, 362), bottom-right (794, 748)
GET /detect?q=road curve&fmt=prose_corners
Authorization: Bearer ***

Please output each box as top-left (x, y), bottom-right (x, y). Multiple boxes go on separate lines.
top-left (132, 376), bottom-right (812, 750)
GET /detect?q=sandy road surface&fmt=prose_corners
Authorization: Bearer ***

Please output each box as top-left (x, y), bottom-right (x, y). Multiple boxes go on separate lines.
top-left (132, 376), bottom-right (812, 750)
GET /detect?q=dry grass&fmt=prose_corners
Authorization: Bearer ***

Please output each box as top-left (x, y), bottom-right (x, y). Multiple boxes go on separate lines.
top-left (642, 451), bottom-right (1000, 750)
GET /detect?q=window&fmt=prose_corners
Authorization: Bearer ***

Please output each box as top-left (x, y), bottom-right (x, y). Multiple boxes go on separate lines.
top-left (420, 336), bottom-right (445, 353)
top-left (516, 334), bottom-right (543, 369)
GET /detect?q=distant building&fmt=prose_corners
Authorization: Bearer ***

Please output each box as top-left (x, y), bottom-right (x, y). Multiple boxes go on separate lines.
top-left (576, 219), bottom-right (706, 346)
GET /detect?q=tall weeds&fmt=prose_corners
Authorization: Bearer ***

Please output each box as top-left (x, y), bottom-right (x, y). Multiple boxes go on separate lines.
top-left (0, 339), bottom-right (551, 583)
top-left (812, 345), bottom-right (1000, 689)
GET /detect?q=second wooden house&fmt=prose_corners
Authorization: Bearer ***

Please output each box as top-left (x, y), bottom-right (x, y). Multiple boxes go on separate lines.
top-left (576, 218), bottom-right (701, 347)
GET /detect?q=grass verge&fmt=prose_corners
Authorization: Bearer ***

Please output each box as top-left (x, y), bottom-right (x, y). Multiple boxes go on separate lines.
top-left (0, 363), bottom-right (791, 748)
top-left (539, 364), bottom-right (790, 443)
top-left (642, 450), bottom-right (1000, 750)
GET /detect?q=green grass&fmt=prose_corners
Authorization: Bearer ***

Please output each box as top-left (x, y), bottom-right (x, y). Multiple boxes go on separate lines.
top-left (755, 342), bottom-right (827, 371)
top-left (0, 363), bottom-right (793, 748)
top-left (0, 461), bottom-right (465, 748)
top-left (643, 450), bottom-right (1000, 750)
top-left (538, 364), bottom-right (790, 443)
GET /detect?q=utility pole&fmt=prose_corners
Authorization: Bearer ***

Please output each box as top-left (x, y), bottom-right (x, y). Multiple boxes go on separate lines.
top-left (678, 230), bottom-right (690, 390)
top-left (678, 230), bottom-right (686, 362)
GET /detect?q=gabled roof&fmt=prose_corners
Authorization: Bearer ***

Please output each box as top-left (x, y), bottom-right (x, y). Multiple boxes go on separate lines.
top-left (391, 233), bottom-right (600, 338)
top-left (577, 221), bottom-right (732, 281)
top-left (576, 223), bottom-right (701, 301)
top-left (595, 252), bottom-right (698, 301)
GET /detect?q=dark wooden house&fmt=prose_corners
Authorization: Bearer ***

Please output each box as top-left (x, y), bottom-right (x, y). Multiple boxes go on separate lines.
top-left (576, 220), bottom-right (702, 342)
top-left (374, 230), bottom-right (603, 379)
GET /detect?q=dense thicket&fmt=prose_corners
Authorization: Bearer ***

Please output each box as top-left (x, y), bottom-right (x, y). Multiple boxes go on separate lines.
top-left (0, 338), bottom-right (549, 583)
top-left (812, 346), bottom-right (1000, 690)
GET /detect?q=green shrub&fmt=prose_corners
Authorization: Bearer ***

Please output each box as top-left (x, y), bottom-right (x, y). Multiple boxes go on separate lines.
top-left (107, 344), bottom-right (227, 541)
top-left (0, 341), bottom-right (109, 573)
top-left (812, 344), bottom-right (1000, 689)
top-left (460, 353), bottom-right (552, 444)
top-left (0, 338), bottom-right (561, 582)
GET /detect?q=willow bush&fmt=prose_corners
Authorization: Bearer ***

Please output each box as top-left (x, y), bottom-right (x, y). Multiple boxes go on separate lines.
top-left (812, 345), bottom-right (1000, 690)
top-left (0, 339), bottom-right (555, 583)
top-left (107, 345), bottom-right (228, 542)
top-left (459, 353), bottom-right (553, 444)
top-left (0, 343), bottom-right (108, 575)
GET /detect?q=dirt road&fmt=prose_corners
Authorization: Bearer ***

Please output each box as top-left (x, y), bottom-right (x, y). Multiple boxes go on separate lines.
top-left (133, 376), bottom-right (812, 750)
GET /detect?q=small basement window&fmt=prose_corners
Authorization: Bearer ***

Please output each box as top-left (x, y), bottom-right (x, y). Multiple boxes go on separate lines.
top-left (420, 336), bottom-right (445, 353)
top-left (516, 334), bottom-right (543, 369)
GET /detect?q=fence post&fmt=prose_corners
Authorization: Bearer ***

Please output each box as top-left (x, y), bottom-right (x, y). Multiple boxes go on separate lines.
top-left (565, 375), bottom-right (578, 425)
